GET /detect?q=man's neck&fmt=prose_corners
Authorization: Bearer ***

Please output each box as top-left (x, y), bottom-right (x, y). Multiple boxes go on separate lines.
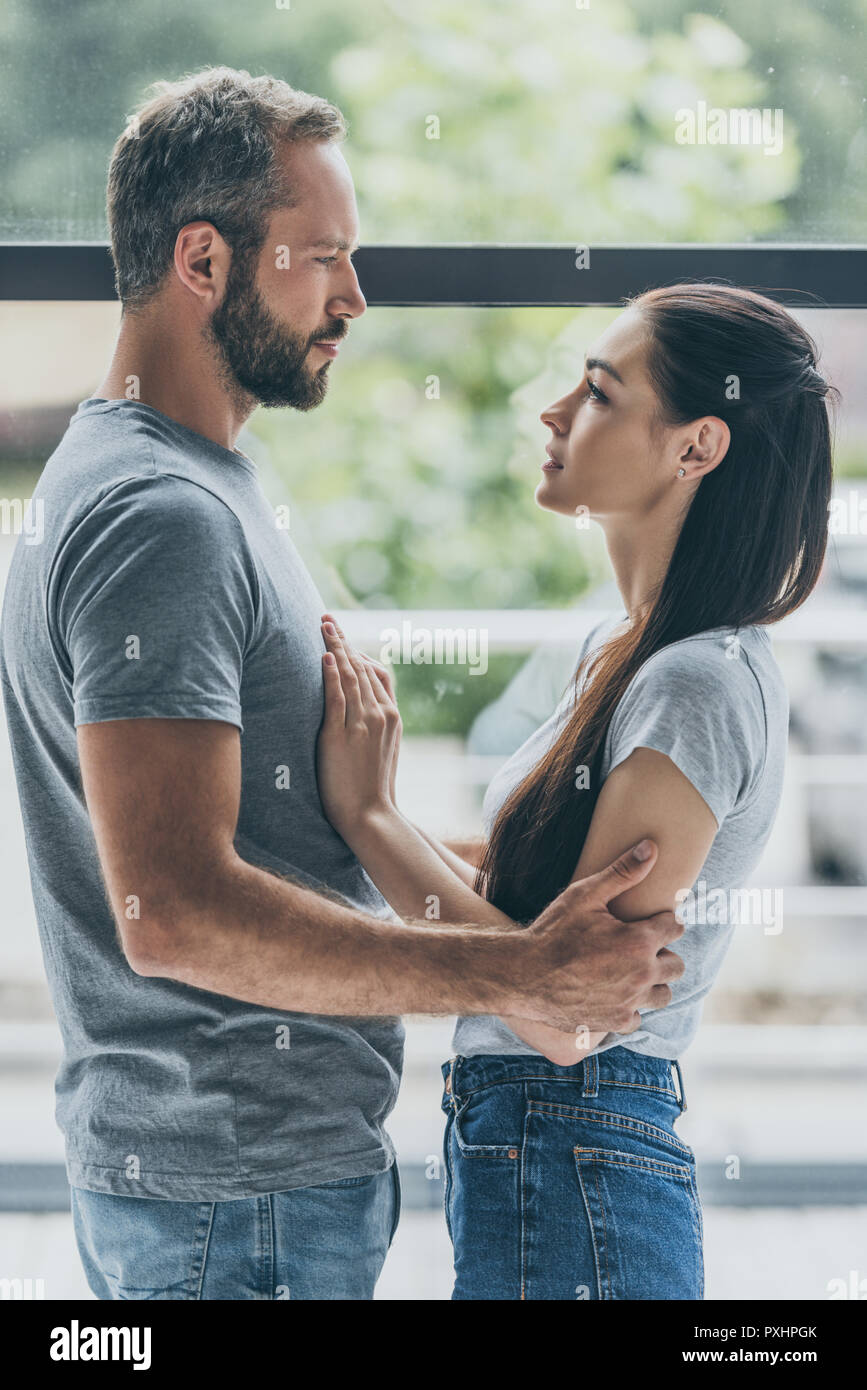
top-left (95, 308), bottom-right (254, 453)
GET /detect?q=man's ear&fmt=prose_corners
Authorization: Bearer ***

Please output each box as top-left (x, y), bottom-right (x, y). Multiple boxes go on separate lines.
top-left (173, 221), bottom-right (231, 307)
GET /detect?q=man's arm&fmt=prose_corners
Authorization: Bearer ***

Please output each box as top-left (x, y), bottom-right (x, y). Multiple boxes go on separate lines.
top-left (341, 760), bottom-right (710, 1064)
top-left (78, 718), bottom-right (511, 1017)
top-left (77, 717), bottom-right (683, 1031)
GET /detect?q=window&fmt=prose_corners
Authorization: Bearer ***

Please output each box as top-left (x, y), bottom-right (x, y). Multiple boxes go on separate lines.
top-left (1, 0), bottom-right (865, 1301)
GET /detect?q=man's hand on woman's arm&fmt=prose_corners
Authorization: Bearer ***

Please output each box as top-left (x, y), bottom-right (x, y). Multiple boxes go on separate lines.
top-left (504, 744), bottom-right (719, 1063)
top-left (77, 716), bottom-right (683, 1034)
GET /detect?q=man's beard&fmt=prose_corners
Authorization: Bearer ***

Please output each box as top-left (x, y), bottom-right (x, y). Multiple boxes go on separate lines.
top-left (207, 249), bottom-right (342, 411)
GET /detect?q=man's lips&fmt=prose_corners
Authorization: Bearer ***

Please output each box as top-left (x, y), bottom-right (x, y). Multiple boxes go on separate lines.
top-left (312, 340), bottom-right (340, 358)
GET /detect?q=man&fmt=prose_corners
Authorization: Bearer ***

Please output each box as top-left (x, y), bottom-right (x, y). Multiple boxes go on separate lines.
top-left (0, 67), bottom-right (683, 1300)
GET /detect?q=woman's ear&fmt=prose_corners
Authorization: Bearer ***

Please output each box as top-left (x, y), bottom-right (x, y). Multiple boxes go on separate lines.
top-left (677, 417), bottom-right (730, 481)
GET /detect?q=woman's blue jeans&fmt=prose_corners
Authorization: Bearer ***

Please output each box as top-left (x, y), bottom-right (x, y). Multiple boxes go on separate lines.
top-left (441, 1048), bottom-right (704, 1301)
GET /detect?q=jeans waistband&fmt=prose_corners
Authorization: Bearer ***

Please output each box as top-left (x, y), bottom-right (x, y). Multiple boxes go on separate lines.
top-left (443, 1047), bottom-right (688, 1112)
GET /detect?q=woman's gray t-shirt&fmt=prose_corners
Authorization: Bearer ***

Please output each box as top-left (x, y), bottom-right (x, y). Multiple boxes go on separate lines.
top-left (452, 616), bottom-right (788, 1061)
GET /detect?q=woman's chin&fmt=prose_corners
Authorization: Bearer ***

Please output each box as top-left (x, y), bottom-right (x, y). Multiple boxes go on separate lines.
top-left (534, 476), bottom-right (559, 509)
top-left (535, 477), bottom-right (581, 517)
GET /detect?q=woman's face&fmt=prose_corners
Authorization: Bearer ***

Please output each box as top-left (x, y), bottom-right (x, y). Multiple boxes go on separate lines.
top-left (536, 308), bottom-right (674, 522)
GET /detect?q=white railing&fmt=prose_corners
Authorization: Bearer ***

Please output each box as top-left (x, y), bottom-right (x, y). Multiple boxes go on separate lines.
top-left (335, 606), bottom-right (867, 648)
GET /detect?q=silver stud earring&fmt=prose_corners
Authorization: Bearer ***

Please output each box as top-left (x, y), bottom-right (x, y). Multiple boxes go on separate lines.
top-left (677, 468), bottom-right (686, 478)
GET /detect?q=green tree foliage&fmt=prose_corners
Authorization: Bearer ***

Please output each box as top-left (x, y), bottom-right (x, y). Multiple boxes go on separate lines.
top-left (1, 0), bottom-right (863, 729)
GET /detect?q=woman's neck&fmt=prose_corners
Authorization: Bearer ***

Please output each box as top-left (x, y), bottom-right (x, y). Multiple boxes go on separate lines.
top-left (601, 507), bottom-right (684, 622)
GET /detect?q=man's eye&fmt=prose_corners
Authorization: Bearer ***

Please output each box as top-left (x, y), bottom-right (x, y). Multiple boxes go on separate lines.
top-left (316, 255), bottom-right (339, 265)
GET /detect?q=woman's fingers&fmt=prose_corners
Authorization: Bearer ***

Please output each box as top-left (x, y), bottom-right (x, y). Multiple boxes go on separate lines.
top-left (321, 651), bottom-right (347, 725)
top-left (366, 664), bottom-right (401, 725)
top-left (364, 662), bottom-right (390, 702)
top-left (361, 658), bottom-right (393, 707)
top-left (335, 628), bottom-right (379, 708)
top-left (323, 614), bottom-right (394, 711)
top-left (321, 613), bottom-right (396, 701)
top-left (322, 622), bottom-right (364, 721)
top-left (353, 650), bottom-right (381, 711)
top-left (320, 616), bottom-right (400, 806)
top-left (322, 620), bottom-right (388, 727)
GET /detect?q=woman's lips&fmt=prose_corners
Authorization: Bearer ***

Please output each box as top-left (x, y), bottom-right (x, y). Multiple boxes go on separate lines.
top-left (541, 457), bottom-right (564, 471)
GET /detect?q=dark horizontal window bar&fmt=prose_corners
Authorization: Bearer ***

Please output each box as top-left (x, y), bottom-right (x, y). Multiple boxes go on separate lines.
top-left (1, 1161), bottom-right (865, 1212)
top-left (0, 243), bottom-right (865, 307)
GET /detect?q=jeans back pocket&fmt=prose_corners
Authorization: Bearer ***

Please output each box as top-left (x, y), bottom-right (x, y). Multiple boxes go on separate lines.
top-left (574, 1145), bottom-right (704, 1299)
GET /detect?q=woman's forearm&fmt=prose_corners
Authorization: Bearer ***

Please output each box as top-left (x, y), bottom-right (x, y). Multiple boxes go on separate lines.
top-left (345, 805), bottom-right (512, 929)
top-left (405, 821), bottom-right (485, 890)
top-left (441, 835), bottom-right (487, 869)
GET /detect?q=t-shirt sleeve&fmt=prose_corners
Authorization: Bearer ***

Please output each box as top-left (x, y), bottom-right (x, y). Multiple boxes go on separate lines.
top-left (604, 639), bottom-right (767, 827)
top-left (53, 473), bottom-right (259, 732)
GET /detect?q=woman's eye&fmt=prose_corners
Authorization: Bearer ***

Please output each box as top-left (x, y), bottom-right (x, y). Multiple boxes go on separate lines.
top-left (586, 378), bottom-right (608, 403)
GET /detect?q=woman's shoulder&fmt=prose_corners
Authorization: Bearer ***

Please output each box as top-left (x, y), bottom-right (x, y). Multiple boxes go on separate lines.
top-left (607, 625), bottom-right (786, 822)
top-left (611, 626), bottom-right (788, 752)
top-left (634, 624), bottom-right (785, 705)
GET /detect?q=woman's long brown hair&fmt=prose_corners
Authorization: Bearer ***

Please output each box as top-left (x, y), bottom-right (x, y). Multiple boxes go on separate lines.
top-left (474, 283), bottom-right (836, 925)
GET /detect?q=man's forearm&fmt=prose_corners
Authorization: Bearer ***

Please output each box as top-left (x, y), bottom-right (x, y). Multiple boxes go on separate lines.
top-left (132, 848), bottom-right (529, 1018)
top-left (346, 812), bottom-right (602, 1055)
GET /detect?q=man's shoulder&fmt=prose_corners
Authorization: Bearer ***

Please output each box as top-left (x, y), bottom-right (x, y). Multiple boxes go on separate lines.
top-left (38, 401), bottom-right (150, 497)
top-left (42, 403), bottom-right (245, 547)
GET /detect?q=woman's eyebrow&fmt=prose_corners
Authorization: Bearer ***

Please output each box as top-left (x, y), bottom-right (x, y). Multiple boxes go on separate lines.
top-left (584, 355), bottom-right (624, 384)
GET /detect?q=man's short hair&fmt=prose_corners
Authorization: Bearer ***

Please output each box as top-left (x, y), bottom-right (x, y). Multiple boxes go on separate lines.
top-left (107, 66), bottom-right (347, 311)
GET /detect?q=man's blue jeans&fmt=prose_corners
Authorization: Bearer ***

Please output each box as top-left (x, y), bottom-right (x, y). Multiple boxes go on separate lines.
top-left (442, 1048), bottom-right (703, 1300)
top-left (71, 1164), bottom-right (400, 1300)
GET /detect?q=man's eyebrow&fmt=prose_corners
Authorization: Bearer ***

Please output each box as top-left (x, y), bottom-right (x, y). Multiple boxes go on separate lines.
top-left (305, 238), bottom-right (359, 253)
top-left (584, 356), bottom-right (624, 385)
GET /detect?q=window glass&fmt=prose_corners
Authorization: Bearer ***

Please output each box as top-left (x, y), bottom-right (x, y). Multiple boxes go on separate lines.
top-left (1, 0), bottom-right (864, 242)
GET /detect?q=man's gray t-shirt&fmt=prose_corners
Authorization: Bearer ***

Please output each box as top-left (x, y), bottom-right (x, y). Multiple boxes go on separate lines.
top-left (0, 397), bottom-right (404, 1201)
top-left (453, 615), bottom-right (788, 1061)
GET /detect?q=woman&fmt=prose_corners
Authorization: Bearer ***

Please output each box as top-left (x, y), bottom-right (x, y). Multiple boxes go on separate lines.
top-left (314, 282), bottom-right (835, 1300)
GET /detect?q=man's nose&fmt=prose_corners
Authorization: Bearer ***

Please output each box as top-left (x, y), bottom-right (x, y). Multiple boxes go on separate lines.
top-left (330, 265), bottom-right (366, 321)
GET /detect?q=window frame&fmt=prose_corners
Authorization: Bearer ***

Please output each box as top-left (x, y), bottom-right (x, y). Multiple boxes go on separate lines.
top-left (1, 242), bottom-right (866, 306)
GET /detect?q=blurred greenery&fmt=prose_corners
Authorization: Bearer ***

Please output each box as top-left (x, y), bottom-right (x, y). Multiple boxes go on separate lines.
top-left (253, 304), bottom-right (614, 732)
top-left (253, 307), bottom-right (615, 612)
top-left (1, 0), bottom-right (864, 732)
top-left (1, 0), bottom-right (865, 240)
top-left (386, 654), bottom-right (527, 737)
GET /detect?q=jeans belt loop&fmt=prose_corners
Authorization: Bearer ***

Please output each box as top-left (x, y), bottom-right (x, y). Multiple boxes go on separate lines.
top-left (672, 1059), bottom-right (688, 1112)
top-left (448, 1055), bottom-right (458, 1110)
top-left (581, 1051), bottom-right (599, 1098)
